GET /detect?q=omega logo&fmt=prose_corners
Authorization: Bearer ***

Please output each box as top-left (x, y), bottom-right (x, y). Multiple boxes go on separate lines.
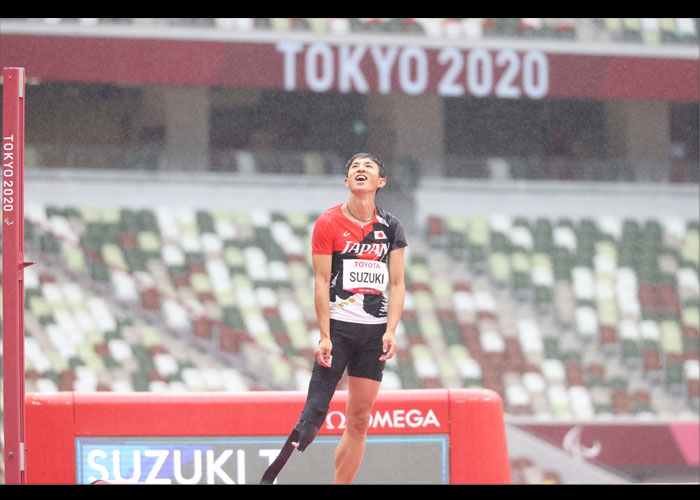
top-left (325, 408), bottom-right (441, 430)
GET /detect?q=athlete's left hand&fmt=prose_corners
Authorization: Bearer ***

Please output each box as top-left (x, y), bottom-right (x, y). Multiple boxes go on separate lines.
top-left (379, 331), bottom-right (397, 361)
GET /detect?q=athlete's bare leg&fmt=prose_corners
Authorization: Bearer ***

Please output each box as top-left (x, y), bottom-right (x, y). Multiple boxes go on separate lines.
top-left (332, 375), bottom-right (381, 484)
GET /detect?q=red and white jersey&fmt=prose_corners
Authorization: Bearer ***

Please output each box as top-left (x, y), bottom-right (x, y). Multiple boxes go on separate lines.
top-left (311, 204), bottom-right (408, 324)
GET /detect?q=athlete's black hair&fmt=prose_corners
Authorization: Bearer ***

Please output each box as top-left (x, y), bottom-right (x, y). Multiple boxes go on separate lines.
top-left (345, 153), bottom-right (386, 179)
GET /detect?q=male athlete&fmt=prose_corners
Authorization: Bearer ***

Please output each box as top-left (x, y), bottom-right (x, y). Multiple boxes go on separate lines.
top-left (260, 153), bottom-right (407, 484)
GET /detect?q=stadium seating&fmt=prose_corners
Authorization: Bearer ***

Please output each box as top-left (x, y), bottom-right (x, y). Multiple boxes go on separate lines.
top-left (8, 204), bottom-right (700, 416)
top-left (4, 18), bottom-right (698, 45)
top-left (422, 211), bottom-right (699, 416)
top-left (1, 203), bottom-right (698, 484)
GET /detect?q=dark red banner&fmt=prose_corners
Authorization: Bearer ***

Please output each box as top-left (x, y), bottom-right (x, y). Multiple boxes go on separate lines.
top-left (1, 34), bottom-right (697, 102)
top-left (513, 421), bottom-right (699, 467)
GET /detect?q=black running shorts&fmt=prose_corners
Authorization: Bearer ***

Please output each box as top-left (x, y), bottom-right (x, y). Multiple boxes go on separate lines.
top-left (328, 319), bottom-right (387, 382)
top-left (299, 319), bottom-right (387, 427)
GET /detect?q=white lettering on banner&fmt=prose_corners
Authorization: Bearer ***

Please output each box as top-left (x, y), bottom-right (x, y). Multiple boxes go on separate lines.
top-left (371, 45), bottom-right (399, 94)
top-left (2, 134), bottom-right (15, 215)
top-left (278, 40), bottom-right (303, 90)
top-left (86, 448), bottom-right (246, 484)
top-left (325, 408), bottom-right (441, 430)
top-left (276, 42), bottom-right (549, 99)
top-left (399, 45), bottom-right (428, 95)
top-left (339, 44), bottom-right (369, 93)
top-left (174, 449), bottom-right (202, 484)
top-left (144, 449), bottom-right (171, 484)
top-left (306, 42), bottom-right (334, 92)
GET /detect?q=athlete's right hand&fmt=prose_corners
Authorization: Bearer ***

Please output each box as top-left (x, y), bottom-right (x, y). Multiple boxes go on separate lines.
top-left (315, 338), bottom-right (333, 368)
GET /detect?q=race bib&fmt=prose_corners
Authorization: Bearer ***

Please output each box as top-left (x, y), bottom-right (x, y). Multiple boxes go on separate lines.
top-left (343, 259), bottom-right (388, 295)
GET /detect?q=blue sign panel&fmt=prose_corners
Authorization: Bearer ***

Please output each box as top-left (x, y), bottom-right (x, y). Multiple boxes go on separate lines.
top-left (76, 435), bottom-right (449, 484)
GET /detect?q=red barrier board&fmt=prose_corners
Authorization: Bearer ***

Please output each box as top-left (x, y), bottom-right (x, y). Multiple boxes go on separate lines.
top-left (25, 389), bottom-right (511, 485)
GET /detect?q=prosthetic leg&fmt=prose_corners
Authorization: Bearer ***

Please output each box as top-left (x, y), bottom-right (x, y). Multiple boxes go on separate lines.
top-left (259, 419), bottom-right (320, 484)
top-left (259, 357), bottom-right (343, 484)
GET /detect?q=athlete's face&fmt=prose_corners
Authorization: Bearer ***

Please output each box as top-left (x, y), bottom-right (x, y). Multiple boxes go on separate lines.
top-left (345, 157), bottom-right (386, 193)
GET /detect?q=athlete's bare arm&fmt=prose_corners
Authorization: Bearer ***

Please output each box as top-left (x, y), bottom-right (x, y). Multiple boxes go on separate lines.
top-left (380, 247), bottom-right (405, 361)
top-left (312, 253), bottom-right (333, 367)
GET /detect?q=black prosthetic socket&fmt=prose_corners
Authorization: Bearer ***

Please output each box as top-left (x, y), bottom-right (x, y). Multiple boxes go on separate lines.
top-left (259, 419), bottom-right (320, 484)
top-left (299, 361), bottom-right (343, 428)
top-left (291, 419), bottom-right (320, 452)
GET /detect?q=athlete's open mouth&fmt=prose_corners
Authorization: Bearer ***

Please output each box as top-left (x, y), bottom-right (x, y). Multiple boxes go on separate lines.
top-left (355, 175), bottom-right (367, 182)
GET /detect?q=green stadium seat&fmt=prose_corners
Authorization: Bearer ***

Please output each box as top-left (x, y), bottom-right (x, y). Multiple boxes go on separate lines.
top-left (661, 319), bottom-right (684, 358)
top-left (681, 225), bottom-right (699, 269)
top-left (479, 328), bottom-right (505, 361)
top-left (489, 240), bottom-right (511, 287)
top-left (641, 18), bottom-right (661, 44)
top-left (628, 377), bottom-right (654, 416)
top-left (621, 18), bottom-right (643, 42)
top-left (407, 258), bottom-right (431, 286)
top-left (517, 319), bottom-right (545, 366)
top-left (379, 368), bottom-right (403, 390)
top-left (676, 18), bottom-right (698, 43)
top-left (393, 347), bottom-right (420, 389)
top-left (532, 253), bottom-right (554, 310)
top-left (604, 18), bottom-right (624, 40)
top-left (517, 18), bottom-right (543, 37)
top-left (575, 305), bottom-right (598, 343)
top-left (640, 320), bottom-right (664, 380)
top-left (551, 18), bottom-right (576, 39)
top-left (413, 290), bottom-right (436, 316)
top-left (438, 19), bottom-right (462, 39)
top-left (546, 385), bottom-right (571, 418)
top-left (73, 364), bottom-right (100, 392)
top-left (522, 371), bottom-right (550, 416)
top-left (24, 336), bottom-right (52, 376)
top-left (34, 377), bottom-right (60, 393)
top-left (160, 297), bottom-right (190, 331)
top-left (153, 352), bottom-right (179, 380)
top-left (425, 215), bottom-right (446, 247)
top-left (410, 343), bottom-right (440, 383)
top-left (572, 266), bottom-right (595, 303)
top-left (685, 360), bottom-right (700, 409)
top-left (418, 313), bottom-right (442, 344)
top-left (619, 320), bottom-right (643, 369)
top-left (659, 18), bottom-right (680, 42)
top-left (298, 18), bottom-right (326, 34)
top-left (448, 344), bottom-right (482, 386)
top-left (553, 282), bottom-right (575, 326)
top-left (505, 377), bottom-right (532, 415)
top-left (616, 267), bottom-right (641, 321)
top-left (467, 217), bottom-right (490, 271)
top-left (568, 386), bottom-right (595, 419)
